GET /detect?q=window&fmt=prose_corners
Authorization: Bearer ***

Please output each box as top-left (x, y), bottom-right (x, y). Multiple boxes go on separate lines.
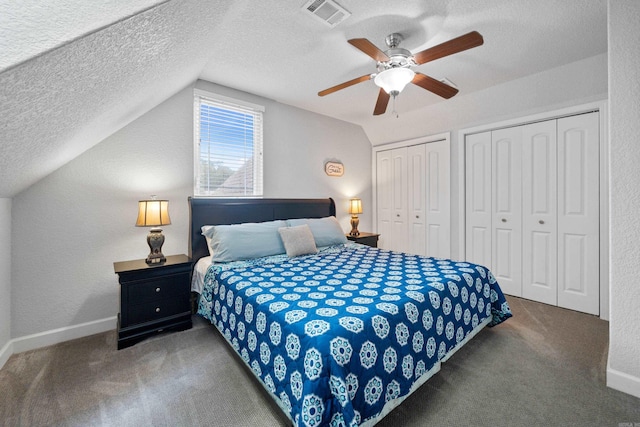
top-left (194, 89), bottom-right (264, 197)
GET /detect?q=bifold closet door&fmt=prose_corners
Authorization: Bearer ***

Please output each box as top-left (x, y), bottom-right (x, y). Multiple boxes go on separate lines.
top-left (522, 120), bottom-right (558, 305)
top-left (465, 132), bottom-right (492, 269)
top-left (491, 127), bottom-right (523, 297)
top-left (376, 150), bottom-right (393, 249)
top-left (408, 145), bottom-right (426, 255)
top-left (557, 112), bottom-right (599, 315)
top-left (408, 141), bottom-right (451, 258)
top-left (379, 142), bottom-right (450, 257)
top-left (466, 128), bottom-right (522, 297)
top-left (390, 148), bottom-right (408, 252)
top-left (424, 140), bottom-right (450, 258)
top-left (376, 148), bottom-right (408, 252)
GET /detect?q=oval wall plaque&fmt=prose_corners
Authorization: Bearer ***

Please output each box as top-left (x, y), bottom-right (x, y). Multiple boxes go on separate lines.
top-left (325, 161), bottom-right (344, 177)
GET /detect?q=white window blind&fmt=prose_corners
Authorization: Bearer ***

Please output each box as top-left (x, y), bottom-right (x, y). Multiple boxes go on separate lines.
top-left (194, 90), bottom-right (264, 197)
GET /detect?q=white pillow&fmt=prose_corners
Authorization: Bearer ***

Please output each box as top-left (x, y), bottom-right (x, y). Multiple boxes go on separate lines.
top-left (202, 220), bottom-right (287, 262)
top-left (278, 225), bottom-right (318, 257)
top-left (288, 216), bottom-right (347, 247)
top-left (201, 225), bottom-right (214, 256)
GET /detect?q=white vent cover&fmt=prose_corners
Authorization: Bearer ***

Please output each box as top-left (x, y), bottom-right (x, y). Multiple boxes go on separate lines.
top-left (302, 0), bottom-right (351, 28)
top-left (440, 77), bottom-right (458, 89)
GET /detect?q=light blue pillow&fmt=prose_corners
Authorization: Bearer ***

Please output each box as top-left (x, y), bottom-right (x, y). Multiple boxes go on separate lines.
top-left (288, 216), bottom-right (347, 247)
top-left (203, 220), bottom-right (287, 262)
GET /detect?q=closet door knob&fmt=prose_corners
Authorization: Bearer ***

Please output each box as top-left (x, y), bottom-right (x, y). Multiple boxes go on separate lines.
top-left (539, 220), bottom-right (545, 225)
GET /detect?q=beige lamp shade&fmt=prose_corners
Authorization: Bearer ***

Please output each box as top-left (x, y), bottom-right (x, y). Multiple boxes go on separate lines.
top-left (136, 199), bottom-right (171, 227)
top-left (349, 198), bottom-right (363, 215)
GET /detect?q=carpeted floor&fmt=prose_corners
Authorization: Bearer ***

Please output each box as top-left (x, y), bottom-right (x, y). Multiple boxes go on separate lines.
top-left (1, 296), bottom-right (639, 426)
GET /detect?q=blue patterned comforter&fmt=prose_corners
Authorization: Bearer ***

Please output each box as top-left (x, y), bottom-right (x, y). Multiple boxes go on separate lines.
top-left (197, 243), bottom-right (511, 427)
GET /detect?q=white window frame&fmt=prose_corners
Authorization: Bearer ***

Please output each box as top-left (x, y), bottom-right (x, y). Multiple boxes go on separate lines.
top-left (193, 89), bottom-right (264, 197)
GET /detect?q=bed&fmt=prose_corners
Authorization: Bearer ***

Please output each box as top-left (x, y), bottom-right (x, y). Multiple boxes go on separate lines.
top-left (189, 197), bottom-right (512, 427)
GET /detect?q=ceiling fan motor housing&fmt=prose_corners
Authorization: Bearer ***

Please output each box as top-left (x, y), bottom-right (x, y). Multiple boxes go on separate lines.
top-left (378, 33), bottom-right (415, 72)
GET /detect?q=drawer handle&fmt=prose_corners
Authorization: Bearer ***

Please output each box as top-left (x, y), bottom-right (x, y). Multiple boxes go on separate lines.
top-left (501, 218), bottom-right (507, 223)
top-left (155, 287), bottom-right (161, 293)
top-left (155, 307), bottom-right (160, 313)
top-left (416, 215), bottom-right (419, 219)
top-left (539, 220), bottom-right (545, 225)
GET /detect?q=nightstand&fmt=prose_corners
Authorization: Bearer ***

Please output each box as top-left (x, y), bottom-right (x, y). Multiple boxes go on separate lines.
top-left (346, 232), bottom-right (380, 248)
top-left (114, 254), bottom-right (193, 349)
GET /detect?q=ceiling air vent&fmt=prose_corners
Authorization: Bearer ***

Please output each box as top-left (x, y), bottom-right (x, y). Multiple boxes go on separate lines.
top-left (302, 0), bottom-right (351, 28)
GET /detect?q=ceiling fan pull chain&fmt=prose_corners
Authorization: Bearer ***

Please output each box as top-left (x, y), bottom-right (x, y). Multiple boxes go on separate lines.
top-left (392, 94), bottom-right (399, 118)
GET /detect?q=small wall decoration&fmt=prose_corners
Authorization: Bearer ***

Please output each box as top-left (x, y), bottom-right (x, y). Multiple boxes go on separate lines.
top-left (325, 161), bottom-right (344, 177)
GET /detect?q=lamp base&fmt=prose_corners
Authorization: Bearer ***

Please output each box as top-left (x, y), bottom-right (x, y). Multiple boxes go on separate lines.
top-left (146, 228), bottom-right (166, 264)
top-left (349, 215), bottom-right (360, 237)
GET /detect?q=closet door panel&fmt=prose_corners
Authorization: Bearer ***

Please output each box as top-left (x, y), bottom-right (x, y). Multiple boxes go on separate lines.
top-left (522, 120), bottom-right (558, 305)
top-left (376, 150), bottom-right (393, 250)
top-left (390, 148), bottom-right (408, 252)
top-left (425, 140), bottom-right (450, 258)
top-left (408, 145), bottom-right (426, 255)
top-left (465, 132), bottom-right (492, 268)
top-left (557, 112), bottom-right (599, 315)
top-left (491, 127), bottom-right (522, 297)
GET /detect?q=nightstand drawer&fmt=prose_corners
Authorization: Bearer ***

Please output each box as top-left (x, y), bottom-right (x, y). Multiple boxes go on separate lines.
top-left (127, 272), bottom-right (190, 304)
top-left (128, 297), bottom-right (190, 325)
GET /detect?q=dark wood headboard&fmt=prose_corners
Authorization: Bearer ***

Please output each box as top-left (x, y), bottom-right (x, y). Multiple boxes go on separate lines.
top-left (188, 197), bottom-right (336, 263)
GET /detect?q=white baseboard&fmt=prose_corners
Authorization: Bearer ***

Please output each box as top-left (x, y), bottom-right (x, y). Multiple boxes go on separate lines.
top-left (607, 363), bottom-right (640, 399)
top-left (0, 316), bottom-right (116, 370)
top-left (0, 339), bottom-right (13, 371)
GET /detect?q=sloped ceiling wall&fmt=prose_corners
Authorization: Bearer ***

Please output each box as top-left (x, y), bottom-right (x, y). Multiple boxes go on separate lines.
top-left (0, 0), bottom-right (230, 198)
top-left (0, 0), bottom-right (608, 198)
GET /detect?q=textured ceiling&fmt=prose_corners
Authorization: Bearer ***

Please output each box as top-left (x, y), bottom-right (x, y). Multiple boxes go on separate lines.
top-left (200, 0), bottom-right (607, 132)
top-left (0, 0), bottom-right (170, 72)
top-left (0, 0), bottom-right (230, 197)
top-left (0, 0), bottom-right (608, 198)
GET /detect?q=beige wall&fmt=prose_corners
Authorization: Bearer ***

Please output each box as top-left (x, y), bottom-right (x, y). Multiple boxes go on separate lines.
top-left (0, 199), bottom-right (11, 363)
top-left (607, 0), bottom-right (640, 398)
top-left (10, 81), bottom-right (372, 338)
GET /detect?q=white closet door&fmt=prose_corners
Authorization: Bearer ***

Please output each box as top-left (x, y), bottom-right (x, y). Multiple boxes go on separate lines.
top-left (407, 144), bottom-right (426, 255)
top-left (522, 120), bottom-right (558, 305)
top-left (425, 140), bottom-right (451, 258)
top-left (557, 112), bottom-right (599, 315)
top-left (390, 148), bottom-right (408, 252)
top-left (465, 132), bottom-right (492, 268)
top-left (376, 150), bottom-right (393, 250)
top-left (492, 127), bottom-right (523, 297)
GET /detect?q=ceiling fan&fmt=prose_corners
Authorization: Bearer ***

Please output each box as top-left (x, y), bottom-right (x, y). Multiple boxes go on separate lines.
top-left (318, 31), bottom-right (484, 115)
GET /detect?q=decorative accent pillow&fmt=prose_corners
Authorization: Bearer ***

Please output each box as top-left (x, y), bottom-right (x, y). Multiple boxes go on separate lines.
top-left (202, 220), bottom-right (287, 262)
top-left (278, 225), bottom-right (318, 257)
top-left (288, 216), bottom-right (347, 247)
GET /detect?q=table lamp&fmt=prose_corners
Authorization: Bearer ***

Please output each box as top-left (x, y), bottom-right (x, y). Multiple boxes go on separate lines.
top-left (349, 198), bottom-right (362, 236)
top-left (136, 197), bottom-right (171, 264)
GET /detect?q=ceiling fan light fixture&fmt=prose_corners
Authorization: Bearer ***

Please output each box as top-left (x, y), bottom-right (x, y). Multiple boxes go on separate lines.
top-left (374, 67), bottom-right (415, 95)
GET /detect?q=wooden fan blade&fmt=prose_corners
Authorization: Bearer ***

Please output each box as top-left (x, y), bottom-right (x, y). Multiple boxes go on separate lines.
top-left (348, 38), bottom-right (390, 62)
top-left (373, 89), bottom-right (390, 115)
top-left (413, 31), bottom-right (484, 65)
top-left (318, 74), bottom-right (372, 97)
top-left (412, 73), bottom-right (459, 99)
